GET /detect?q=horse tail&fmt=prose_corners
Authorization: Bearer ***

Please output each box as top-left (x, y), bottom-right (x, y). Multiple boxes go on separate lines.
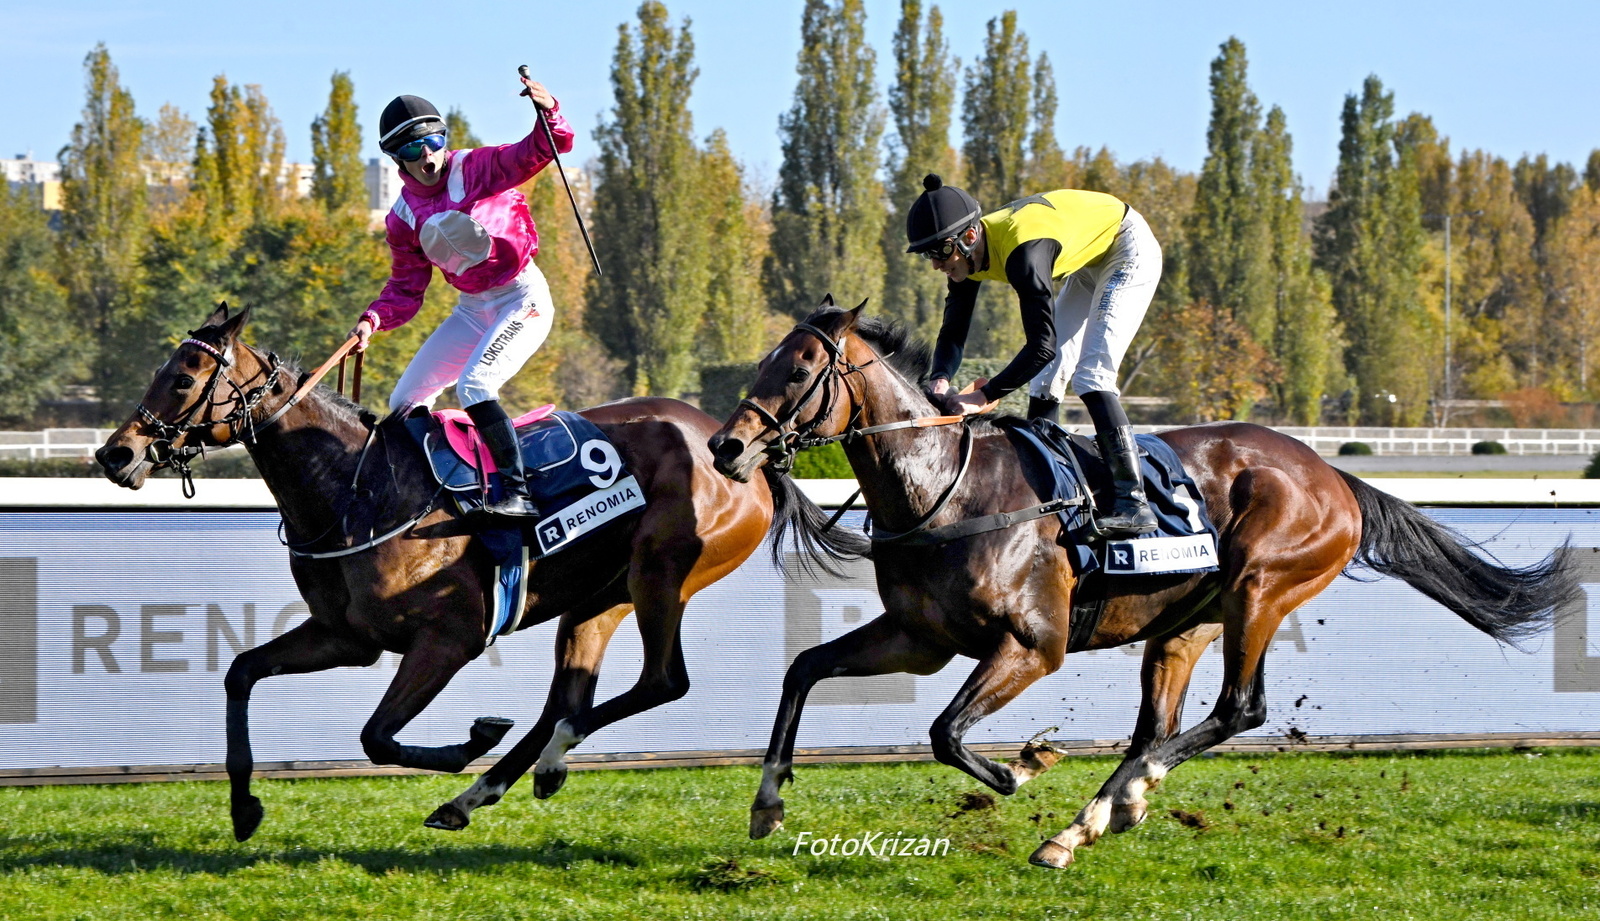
top-left (762, 467), bottom-right (873, 578)
top-left (1336, 469), bottom-right (1581, 646)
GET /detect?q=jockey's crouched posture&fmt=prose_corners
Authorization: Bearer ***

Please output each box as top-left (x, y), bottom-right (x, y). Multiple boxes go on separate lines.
top-left (906, 174), bottom-right (1161, 538)
top-left (348, 74), bottom-right (572, 520)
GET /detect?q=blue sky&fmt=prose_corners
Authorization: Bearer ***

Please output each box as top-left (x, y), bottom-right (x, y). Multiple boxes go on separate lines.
top-left (6, 0), bottom-right (1597, 200)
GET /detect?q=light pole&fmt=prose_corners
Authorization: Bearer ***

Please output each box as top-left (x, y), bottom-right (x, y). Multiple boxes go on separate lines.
top-left (1424, 209), bottom-right (1483, 425)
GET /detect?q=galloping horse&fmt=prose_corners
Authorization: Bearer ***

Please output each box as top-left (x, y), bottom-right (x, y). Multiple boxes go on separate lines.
top-left (97, 304), bottom-right (864, 841)
top-left (708, 301), bottom-right (1579, 869)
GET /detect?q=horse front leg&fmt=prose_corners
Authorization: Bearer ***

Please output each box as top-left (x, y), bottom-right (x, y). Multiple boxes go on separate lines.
top-left (751, 614), bottom-right (952, 839)
top-left (426, 603), bottom-right (631, 831)
top-left (926, 630), bottom-right (1064, 796)
top-left (224, 620), bottom-right (379, 841)
top-left (358, 628), bottom-right (507, 773)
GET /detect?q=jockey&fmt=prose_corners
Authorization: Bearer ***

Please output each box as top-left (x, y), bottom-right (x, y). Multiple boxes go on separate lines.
top-left (905, 174), bottom-right (1161, 538)
top-left (349, 74), bottom-right (572, 520)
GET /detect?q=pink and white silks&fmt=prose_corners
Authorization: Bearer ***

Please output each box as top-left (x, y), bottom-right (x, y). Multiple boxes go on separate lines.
top-left (362, 102), bottom-right (574, 413)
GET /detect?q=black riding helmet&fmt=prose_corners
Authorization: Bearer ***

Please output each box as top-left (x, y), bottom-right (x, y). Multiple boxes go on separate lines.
top-left (378, 95), bottom-right (448, 154)
top-left (905, 174), bottom-right (983, 254)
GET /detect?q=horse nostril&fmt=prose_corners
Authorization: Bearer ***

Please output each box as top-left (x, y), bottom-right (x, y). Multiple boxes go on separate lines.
top-left (711, 436), bottom-right (745, 464)
top-left (98, 445), bottom-right (133, 473)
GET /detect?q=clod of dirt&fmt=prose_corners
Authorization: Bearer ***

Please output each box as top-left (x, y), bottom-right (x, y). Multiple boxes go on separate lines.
top-left (687, 857), bottom-right (785, 892)
top-left (1285, 727), bottom-right (1309, 743)
top-left (1169, 809), bottom-right (1210, 830)
top-left (953, 791), bottom-right (998, 814)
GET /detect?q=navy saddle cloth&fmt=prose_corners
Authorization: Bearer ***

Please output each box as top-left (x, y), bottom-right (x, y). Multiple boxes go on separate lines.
top-left (998, 418), bottom-right (1220, 576)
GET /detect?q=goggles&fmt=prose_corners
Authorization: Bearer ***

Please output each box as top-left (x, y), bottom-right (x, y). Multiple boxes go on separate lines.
top-left (390, 133), bottom-right (447, 162)
top-left (918, 237), bottom-right (961, 262)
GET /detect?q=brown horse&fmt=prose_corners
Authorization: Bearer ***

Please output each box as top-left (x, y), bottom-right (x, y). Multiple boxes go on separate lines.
top-left (708, 301), bottom-right (1579, 869)
top-left (96, 304), bottom-right (865, 842)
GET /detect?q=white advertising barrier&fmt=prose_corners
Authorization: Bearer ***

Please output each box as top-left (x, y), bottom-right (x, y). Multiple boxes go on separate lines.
top-left (2, 479), bottom-right (1600, 773)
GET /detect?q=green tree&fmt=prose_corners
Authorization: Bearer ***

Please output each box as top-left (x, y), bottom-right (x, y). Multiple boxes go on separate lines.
top-left (1186, 37), bottom-right (1272, 344)
top-left (1025, 53), bottom-right (1070, 192)
top-left (56, 44), bottom-right (151, 415)
top-left (585, 1), bottom-right (711, 397)
top-left (0, 183), bottom-right (77, 424)
top-left (310, 71), bottom-right (366, 213)
top-left (1547, 186), bottom-right (1600, 395)
top-left (700, 129), bottom-right (773, 365)
top-left (196, 77), bottom-right (287, 226)
top-left (765, 0), bottom-right (886, 319)
top-left (960, 10), bottom-right (1031, 209)
top-left (1313, 76), bottom-right (1429, 424)
top-left (1256, 106), bottom-right (1340, 424)
top-left (881, 0), bottom-right (957, 341)
top-left (445, 107), bottom-right (484, 149)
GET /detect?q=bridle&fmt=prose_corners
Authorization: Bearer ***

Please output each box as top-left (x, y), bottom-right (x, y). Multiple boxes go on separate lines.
top-left (735, 321), bottom-right (979, 542)
top-left (135, 335), bottom-right (289, 497)
top-left (736, 322), bottom-right (885, 474)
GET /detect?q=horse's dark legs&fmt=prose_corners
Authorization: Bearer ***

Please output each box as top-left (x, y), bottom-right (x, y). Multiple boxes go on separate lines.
top-left (927, 631), bottom-right (1064, 795)
top-left (224, 620), bottom-right (379, 841)
top-left (1105, 622), bottom-right (1224, 833)
top-left (750, 614), bottom-right (952, 839)
top-left (426, 604), bottom-right (631, 830)
top-left (358, 628), bottom-right (511, 772)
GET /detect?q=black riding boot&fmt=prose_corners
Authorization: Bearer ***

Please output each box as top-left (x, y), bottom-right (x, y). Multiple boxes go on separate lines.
top-left (466, 400), bottom-right (541, 520)
top-left (1093, 425), bottom-right (1158, 537)
top-left (1027, 397), bottom-right (1061, 423)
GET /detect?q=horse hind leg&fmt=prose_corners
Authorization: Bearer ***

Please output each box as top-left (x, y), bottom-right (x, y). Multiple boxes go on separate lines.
top-left (1105, 621), bottom-right (1224, 835)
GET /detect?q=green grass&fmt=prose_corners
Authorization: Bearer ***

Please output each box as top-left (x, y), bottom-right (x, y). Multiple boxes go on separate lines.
top-left (3, 750), bottom-right (1599, 920)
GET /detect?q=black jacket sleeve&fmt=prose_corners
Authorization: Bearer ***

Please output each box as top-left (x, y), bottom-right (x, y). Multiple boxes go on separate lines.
top-left (979, 238), bottom-right (1062, 402)
top-left (930, 277), bottom-right (981, 383)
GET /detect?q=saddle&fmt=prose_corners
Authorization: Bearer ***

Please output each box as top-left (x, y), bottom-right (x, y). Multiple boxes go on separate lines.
top-left (403, 406), bottom-right (648, 643)
top-left (998, 418), bottom-right (1220, 577)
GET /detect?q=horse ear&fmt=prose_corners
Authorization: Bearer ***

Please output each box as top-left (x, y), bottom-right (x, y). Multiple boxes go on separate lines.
top-left (820, 293), bottom-right (835, 307)
top-left (217, 304), bottom-right (253, 342)
top-left (846, 298), bottom-right (868, 328)
top-left (201, 302), bottom-right (230, 328)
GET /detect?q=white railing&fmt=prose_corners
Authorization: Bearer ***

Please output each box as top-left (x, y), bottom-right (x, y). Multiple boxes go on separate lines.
top-left (7, 425), bottom-right (1600, 460)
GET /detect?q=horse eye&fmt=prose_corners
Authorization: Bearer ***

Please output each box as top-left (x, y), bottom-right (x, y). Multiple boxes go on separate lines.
top-left (173, 375), bottom-right (195, 392)
top-left (788, 367), bottom-right (809, 384)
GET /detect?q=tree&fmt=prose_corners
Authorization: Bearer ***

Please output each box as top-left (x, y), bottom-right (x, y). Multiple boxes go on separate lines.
top-left (960, 11), bottom-right (1031, 209)
top-left (145, 103), bottom-right (195, 216)
top-left (1186, 37), bottom-right (1272, 344)
top-left (1255, 106), bottom-right (1340, 424)
top-left (1025, 53), bottom-right (1071, 192)
top-left (445, 107), bottom-right (484, 149)
top-left (56, 44), bottom-right (150, 415)
top-left (585, 1), bottom-right (711, 397)
top-left (1155, 301), bottom-right (1277, 423)
top-left (765, 0), bottom-right (886, 319)
top-left (1313, 76), bottom-right (1429, 424)
top-left (0, 183), bottom-right (77, 424)
top-left (699, 129), bottom-right (773, 365)
top-left (1547, 186), bottom-right (1600, 395)
top-left (881, 0), bottom-right (957, 341)
top-left (310, 71), bottom-right (366, 213)
top-left (196, 77), bottom-right (287, 226)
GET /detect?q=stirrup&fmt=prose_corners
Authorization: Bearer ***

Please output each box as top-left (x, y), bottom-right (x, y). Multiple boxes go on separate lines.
top-left (1095, 502), bottom-right (1158, 538)
top-left (475, 490), bottom-right (542, 521)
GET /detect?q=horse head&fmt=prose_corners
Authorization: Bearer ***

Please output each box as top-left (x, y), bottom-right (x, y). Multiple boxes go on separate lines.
top-left (709, 295), bottom-right (874, 482)
top-left (96, 304), bottom-right (287, 489)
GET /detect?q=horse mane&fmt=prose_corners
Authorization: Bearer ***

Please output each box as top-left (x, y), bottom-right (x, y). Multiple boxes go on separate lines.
top-left (801, 307), bottom-right (932, 386)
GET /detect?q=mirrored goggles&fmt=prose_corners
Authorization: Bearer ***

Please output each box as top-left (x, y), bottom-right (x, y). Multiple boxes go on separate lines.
top-left (918, 237), bottom-right (960, 262)
top-left (391, 133), bottom-right (448, 162)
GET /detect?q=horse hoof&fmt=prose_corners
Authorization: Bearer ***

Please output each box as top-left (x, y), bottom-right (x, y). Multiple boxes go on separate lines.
top-left (424, 802), bottom-right (470, 831)
top-left (750, 803), bottom-right (785, 839)
top-left (533, 766), bottom-right (567, 800)
top-left (231, 795), bottom-right (264, 842)
top-left (1109, 801), bottom-right (1148, 833)
top-left (1029, 840), bottom-right (1074, 869)
top-left (471, 716), bottom-right (515, 744)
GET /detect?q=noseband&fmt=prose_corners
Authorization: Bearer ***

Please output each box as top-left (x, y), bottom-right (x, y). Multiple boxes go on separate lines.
top-left (734, 322), bottom-right (879, 474)
top-left (135, 336), bottom-right (287, 496)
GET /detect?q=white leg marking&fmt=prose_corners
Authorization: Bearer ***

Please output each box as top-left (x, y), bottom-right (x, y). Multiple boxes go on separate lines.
top-left (451, 775), bottom-right (509, 818)
top-left (535, 718), bottom-right (586, 774)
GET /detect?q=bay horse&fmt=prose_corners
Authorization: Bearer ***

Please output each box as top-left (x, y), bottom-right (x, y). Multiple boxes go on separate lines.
top-left (707, 300), bottom-right (1579, 869)
top-left (96, 304), bottom-right (865, 842)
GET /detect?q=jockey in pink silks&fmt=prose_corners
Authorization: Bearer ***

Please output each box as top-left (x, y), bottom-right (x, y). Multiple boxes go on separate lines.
top-left (349, 74), bottom-right (572, 520)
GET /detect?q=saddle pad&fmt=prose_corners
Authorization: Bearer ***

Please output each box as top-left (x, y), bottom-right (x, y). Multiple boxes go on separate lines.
top-left (1000, 418), bottom-right (1219, 576)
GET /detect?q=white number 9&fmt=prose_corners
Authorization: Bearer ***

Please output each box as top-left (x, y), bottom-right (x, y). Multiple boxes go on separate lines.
top-left (581, 439), bottom-right (622, 488)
